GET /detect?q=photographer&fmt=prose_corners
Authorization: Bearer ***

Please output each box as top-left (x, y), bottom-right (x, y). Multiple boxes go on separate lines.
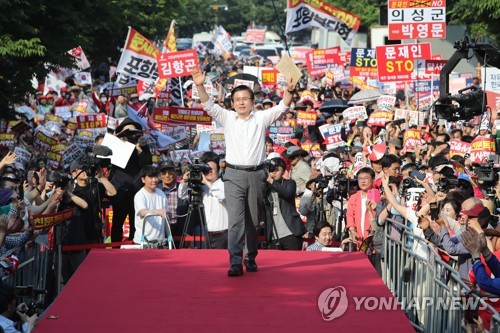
top-left (178, 152), bottom-right (229, 249)
top-left (109, 118), bottom-right (152, 243)
top-left (58, 160), bottom-right (115, 282)
top-left (69, 159), bottom-right (117, 244)
top-left (0, 285), bottom-right (37, 333)
top-left (266, 157), bottom-right (306, 250)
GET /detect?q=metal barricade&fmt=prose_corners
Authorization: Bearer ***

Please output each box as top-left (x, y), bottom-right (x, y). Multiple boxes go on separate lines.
top-left (383, 218), bottom-right (500, 332)
top-left (2, 242), bottom-right (49, 307)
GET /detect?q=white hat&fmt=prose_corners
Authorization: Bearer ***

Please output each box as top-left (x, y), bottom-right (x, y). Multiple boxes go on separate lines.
top-left (266, 152), bottom-right (281, 160)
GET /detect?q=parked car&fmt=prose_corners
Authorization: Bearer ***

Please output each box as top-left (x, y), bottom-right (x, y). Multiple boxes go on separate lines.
top-left (176, 38), bottom-right (193, 50)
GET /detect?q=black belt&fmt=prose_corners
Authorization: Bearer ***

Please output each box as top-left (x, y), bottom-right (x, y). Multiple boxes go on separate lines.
top-left (225, 163), bottom-right (265, 172)
top-left (208, 230), bottom-right (228, 235)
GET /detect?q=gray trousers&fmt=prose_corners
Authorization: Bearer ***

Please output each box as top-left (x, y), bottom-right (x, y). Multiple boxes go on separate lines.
top-left (223, 167), bottom-right (267, 266)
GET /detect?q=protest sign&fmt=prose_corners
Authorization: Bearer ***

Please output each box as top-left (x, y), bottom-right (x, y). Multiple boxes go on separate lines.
top-left (100, 133), bottom-right (136, 169)
top-left (342, 106), bottom-right (367, 122)
top-left (46, 151), bottom-right (63, 170)
top-left (61, 143), bottom-right (85, 169)
top-left (296, 111), bottom-right (317, 126)
top-left (210, 133), bottom-right (226, 155)
top-left (376, 43), bottom-right (432, 82)
top-left (319, 124), bottom-right (345, 150)
top-left (350, 48), bottom-right (377, 78)
top-left (244, 29), bottom-right (265, 43)
top-left (403, 128), bottom-right (422, 151)
top-left (367, 111), bottom-right (394, 127)
top-left (233, 79), bottom-right (255, 89)
top-left (286, 0), bottom-right (361, 45)
top-left (261, 68), bottom-right (279, 87)
top-left (13, 147), bottom-right (31, 166)
top-left (157, 49), bottom-right (198, 79)
top-left (470, 136), bottom-right (495, 164)
top-left (449, 139), bottom-right (472, 158)
top-left (388, 0), bottom-right (446, 40)
top-left (153, 107), bottom-right (212, 126)
top-left (116, 28), bottom-right (159, 84)
top-left (377, 95), bottom-right (396, 111)
top-left (275, 54), bottom-right (302, 87)
top-left (0, 133), bottom-right (15, 148)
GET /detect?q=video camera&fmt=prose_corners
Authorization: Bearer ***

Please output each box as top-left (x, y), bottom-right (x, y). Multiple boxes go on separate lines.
top-left (80, 145), bottom-right (112, 177)
top-left (434, 87), bottom-right (485, 121)
top-left (48, 171), bottom-right (72, 188)
top-left (15, 286), bottom-right (46, 316)
top-left (116, 128), bottom-right (143, 145)
top-left (188, 160), bottom-right (211, 187)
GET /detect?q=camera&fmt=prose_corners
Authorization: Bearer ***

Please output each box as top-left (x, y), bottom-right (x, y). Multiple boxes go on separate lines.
top-left (315, 174), bottom-right (331, 190)
top-left (434, 87), bottom-right (485, 121)
top-left (80, 145), bottom-right (112, 178)
top-left (437, 178), bottom-right (459, 192)
top-left (264, 159), bottom-right (280, 173)
top-left (401, 177), bottom-right (423, 192)
top-left (117, 128), bottom-right (143, 144)
top-left (48, 171), bottom-right (72, 188)
top-left (188, 160), bottom-right (211, 186)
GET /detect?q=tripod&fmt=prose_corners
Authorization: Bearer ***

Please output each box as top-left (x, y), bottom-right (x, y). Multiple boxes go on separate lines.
top-left (179, 186), bottom-right (211, 249)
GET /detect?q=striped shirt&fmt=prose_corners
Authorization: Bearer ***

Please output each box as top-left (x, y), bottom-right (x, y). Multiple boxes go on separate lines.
top-left (306, 241), bottom-right (326, 252)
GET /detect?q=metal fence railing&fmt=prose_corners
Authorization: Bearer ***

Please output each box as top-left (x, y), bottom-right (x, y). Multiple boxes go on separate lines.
top-left (383, 218), bottom-right (500, 332)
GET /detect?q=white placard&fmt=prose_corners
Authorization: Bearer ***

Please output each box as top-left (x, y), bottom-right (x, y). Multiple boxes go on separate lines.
top-left (100, 133), bottom-right (136, 169)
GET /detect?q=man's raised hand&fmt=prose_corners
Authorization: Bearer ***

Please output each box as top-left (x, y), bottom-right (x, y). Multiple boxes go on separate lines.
top-left (191, 67), bottom-right (206, 86)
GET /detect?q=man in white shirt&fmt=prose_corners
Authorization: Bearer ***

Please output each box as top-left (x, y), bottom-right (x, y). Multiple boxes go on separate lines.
top-left (133, 166), bottom-right (169, 245)
top-left (179, 152), bottom-right (228, 249)
top-left (191, 66), bottom-right (295, 276)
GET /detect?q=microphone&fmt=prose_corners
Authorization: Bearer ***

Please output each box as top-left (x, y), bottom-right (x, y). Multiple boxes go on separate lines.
top-left (93, 145), bottom-right (113, 156)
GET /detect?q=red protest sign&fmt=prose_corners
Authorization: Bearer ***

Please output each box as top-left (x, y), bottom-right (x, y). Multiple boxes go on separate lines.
top-left (261, 69), bottom-right (278, 86)
top-left (157, 50), bottom-right (199, 79)
top-left (470, 136), bottom-right (495, 164)
top-left (449, 139), bottom-right (471, 158)
top-left (376, 43), bottom-right (432, 82)
top-left (367, 111), bottom-right (394, 127)
top-left (388, 0), bottom-right (446, 40)
top-left (153, 107), bottom-right (212, 126)
top-left (403, 128), bottom-right (422, 151)
top-left (244, 29), bottom-right (265, 43)
top-left (425, 60), bottom-right (447, 75)
top-left (76, 113), bottom-right (107, 130)
top-left (296, 111), bottom-right (317, 126)
top-left (308, 47), bottom-right (341, 68)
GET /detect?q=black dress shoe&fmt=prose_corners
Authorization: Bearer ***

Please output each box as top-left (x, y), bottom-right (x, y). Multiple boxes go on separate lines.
top-left (228, 265), bottom-right (244, 277)
top-left (244, 259), bottom-right (258, 272)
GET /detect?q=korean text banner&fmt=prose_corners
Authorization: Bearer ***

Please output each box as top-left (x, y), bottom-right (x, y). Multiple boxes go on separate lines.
top-left (350, 48), bottom-right (377, 78)
top-left (157, 50), bottom-right (199, 79)
top-left (376, 43), bottom-right (432, 82)
top-left (286, 0), bottom-right (361, 45)
top-left (388, 0), bottom-right (446, 40)
top-left (117, 27), bottom-right (160, 84)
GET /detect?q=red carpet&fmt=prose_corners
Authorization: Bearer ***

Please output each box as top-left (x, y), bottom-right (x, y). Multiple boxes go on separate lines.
top-left (36, 250), bottom-right (413, 332)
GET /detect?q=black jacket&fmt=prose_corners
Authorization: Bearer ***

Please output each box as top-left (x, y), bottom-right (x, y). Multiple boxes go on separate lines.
top-left (266, 178), bottom-right (307, 240)
top-left (109, 147), bottom-right (152, 192)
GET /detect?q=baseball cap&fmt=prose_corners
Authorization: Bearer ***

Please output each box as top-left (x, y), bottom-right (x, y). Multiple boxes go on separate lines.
top-left (158, 160), bottom-right (176, 171)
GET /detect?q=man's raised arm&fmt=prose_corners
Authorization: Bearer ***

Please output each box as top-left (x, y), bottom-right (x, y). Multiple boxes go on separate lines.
top-left (191, 67), bottom-right (209, 104)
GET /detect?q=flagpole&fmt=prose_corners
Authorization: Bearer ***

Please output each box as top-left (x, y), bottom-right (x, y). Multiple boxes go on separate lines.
top-left (179, 77), bottom-right (185, 107)
top-left (271, 0), bottom-right (290, 56)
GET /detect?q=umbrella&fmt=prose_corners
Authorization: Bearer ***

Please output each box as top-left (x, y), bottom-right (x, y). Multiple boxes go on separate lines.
top-left (223, 73), bottom-right (260, 87)
top-left (319, 99), bottom-right (349, 113)
top-left (348, 89), bottom-right (382, 105)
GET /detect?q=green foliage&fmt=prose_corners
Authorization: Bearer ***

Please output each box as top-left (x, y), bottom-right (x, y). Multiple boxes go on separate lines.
top-left (448, 0), bottom-right (500, 45)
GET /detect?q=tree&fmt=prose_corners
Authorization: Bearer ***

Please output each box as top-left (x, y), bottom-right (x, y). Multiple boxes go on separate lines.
top-left (448, 0), bottom-right (500, 46)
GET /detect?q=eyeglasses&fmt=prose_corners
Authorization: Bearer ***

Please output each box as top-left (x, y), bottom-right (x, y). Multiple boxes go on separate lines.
top-left (233, 97), bottom-right (252, 103)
